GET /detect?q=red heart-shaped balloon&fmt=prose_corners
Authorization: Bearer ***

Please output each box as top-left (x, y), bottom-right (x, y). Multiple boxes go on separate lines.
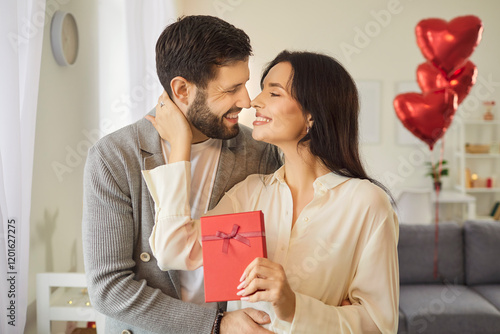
top-left (417, 61), bottom-right (478, 105)
top-left (394, 89), bottom-right (458, 150)
top-left (415, 15), bottom-right (483, 75)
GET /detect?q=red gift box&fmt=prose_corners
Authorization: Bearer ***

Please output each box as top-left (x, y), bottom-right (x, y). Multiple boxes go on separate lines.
top-left (201, 211), bottom-right (267, 302)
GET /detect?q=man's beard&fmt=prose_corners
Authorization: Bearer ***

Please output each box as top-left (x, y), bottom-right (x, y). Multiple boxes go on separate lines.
top-left (187, 90), bottom-right (240, 140)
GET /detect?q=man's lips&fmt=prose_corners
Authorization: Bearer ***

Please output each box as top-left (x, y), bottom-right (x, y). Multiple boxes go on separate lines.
top-left (224, 113), bottom-right (239, 119)
top-left (224, 111), bottom-right (240, 124)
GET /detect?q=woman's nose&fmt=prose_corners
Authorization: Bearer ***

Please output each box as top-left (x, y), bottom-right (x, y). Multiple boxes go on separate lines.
top-left (251, 93), bottom-right (264, 109)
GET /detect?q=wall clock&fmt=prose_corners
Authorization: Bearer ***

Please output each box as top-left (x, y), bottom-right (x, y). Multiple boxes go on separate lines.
top-left (50, 11), bottom-right (79, 66)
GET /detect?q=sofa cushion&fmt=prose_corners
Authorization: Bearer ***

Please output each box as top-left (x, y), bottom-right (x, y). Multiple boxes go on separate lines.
top-left (398, 222), bottom-right (464, 284)
top-left (465, 220), bottom-right (500, 285)
top-left (398, 308), bottom-right (407, 334)
top-left (472, 285), bottom-right (500, 311)
top-left (400, 284), bottom-right (500, 334)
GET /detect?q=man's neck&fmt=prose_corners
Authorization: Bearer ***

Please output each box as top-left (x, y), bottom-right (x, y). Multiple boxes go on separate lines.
top-left (190, 124), bottom-right (210, 144)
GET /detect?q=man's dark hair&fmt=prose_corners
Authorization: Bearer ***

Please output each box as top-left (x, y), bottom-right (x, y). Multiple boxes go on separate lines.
top-left (156, 15), bottom-right (252, 97)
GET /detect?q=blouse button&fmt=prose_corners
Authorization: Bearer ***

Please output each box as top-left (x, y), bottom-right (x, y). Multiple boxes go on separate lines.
top-left (140, 252), bottom-right (151, 262)
top-left (303, 217), bottom-right (310, 222)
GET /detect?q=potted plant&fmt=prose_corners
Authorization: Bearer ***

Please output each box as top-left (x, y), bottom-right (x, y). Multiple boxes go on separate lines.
top-left (425, 160), bottom-right (449, 191)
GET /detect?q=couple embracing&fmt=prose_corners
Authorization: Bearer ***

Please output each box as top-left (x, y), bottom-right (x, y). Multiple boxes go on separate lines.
top-left (83, 15), bottom-right (398, 334)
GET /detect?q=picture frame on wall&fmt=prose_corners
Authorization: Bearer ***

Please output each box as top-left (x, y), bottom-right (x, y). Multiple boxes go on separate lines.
top-left (357, 80), bottom-right (381, 144)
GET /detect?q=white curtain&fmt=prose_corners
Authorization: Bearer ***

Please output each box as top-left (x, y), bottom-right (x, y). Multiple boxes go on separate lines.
top-left (0, 0), bottom-right (46, 333)
top-left (98, 0), bottom-right (180, 134)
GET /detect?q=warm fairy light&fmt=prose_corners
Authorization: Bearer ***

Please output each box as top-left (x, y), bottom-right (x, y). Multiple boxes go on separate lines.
top-left (68, 300), bottom-right (73, 305)
top-left (471, 173), bottom-right (478, 181)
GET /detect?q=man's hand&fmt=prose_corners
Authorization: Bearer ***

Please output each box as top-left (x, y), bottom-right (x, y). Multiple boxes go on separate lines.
top-left (220, 308), bottom-right (272, 334)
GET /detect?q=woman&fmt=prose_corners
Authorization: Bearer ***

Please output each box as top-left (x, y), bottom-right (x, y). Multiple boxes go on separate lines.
top-left (143, 51), bottom-right (399, 333)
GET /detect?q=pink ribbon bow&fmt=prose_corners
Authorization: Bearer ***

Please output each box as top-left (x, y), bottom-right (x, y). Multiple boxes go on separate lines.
top-left (202, 224), bottom-right (264, 254)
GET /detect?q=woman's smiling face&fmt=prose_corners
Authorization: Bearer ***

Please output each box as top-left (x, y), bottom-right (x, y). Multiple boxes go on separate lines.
top-left (251, 62), bottom-right (310, 147)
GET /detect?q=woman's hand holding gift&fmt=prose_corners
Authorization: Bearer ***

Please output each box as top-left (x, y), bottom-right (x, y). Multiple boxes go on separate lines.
top-left (237, 257), bottom-right (296, 323)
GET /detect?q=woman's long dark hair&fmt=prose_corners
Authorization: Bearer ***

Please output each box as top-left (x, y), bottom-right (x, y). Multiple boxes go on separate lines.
top-left (260, 50), bottom-right (394, 202)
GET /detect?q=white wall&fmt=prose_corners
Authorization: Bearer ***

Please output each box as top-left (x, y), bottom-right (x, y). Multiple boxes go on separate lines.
top-left (26, 0), bottom-right (99, 332)
top-left (184, 0), bottom-right (500, 195)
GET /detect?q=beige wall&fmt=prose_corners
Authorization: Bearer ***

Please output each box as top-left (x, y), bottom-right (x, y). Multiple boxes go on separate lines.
top-left (184, 0), bottom-right (500, 193)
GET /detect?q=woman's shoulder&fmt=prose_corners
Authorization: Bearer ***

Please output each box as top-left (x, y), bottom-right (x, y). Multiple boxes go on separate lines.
top-left (346, 178), bottom-right (393, 211)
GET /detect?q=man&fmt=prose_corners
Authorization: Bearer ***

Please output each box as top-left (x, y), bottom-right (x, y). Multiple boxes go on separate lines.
top-left (82, 16), bottom-right (278, 334)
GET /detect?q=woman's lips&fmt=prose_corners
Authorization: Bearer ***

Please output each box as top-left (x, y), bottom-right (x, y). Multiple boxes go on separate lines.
top-left (253, 113), bottom-right (272, 126)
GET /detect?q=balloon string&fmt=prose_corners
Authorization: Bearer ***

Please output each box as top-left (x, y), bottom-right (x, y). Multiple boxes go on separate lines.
top-left (433, 139), bottom-right (445, 280)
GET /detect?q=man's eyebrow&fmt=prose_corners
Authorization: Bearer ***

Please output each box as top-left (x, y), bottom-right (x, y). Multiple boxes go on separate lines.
top-left (225, 83), bottom-right (243, 90)
top-left (224, 77), bottom-right (250, 90)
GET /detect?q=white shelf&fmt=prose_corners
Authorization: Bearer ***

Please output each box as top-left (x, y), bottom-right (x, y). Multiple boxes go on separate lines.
top-left (454, 152), bottom-right (500, 158)
top-left (454, 114), bottom-right (500, 218)
top-left (37, 273), bottom-right (98, 333)
top-left (464, 120), bottom-right (500, 125)
top-left (49, 306), bottom-right (96, 322)
top-left (465, 188), bottom-right (500, 193)
top-left (474, 215), bottom-right (497, 221)
top-left (465, 153), bottom-right (500, 158)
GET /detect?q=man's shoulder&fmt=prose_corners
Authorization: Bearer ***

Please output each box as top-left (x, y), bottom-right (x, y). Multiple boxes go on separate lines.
top-left (92, 116), bottom-right (155, 154)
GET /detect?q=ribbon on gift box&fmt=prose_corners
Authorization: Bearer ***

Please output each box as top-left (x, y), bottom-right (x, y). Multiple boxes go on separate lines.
top-left (202, 224), bottom-right (265, 254)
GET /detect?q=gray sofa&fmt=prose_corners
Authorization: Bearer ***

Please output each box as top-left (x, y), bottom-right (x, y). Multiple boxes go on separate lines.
top-left (397, 220), bottom-right (500, 334)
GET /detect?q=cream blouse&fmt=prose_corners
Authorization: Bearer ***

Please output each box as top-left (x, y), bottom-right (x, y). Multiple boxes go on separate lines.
top-left (142, 162), bottom-right (399, 333)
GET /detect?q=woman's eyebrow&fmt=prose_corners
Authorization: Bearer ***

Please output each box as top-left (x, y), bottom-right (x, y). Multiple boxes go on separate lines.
top-left (268, 82), bottom-right (285, 89)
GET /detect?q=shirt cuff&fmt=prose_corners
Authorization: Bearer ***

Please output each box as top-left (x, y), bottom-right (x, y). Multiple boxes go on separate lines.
top-left (142, 161), bottom-right (191, 217)
top-left (271, 315), bottom-right (292, 332)
top-left (289, 291), bottom-right (339, 333)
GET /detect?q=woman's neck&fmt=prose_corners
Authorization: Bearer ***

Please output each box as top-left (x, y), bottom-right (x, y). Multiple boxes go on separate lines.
top-left (280, 143), bottom-right (329, 227)
top-left (281, 144), bottom-right (330, 192)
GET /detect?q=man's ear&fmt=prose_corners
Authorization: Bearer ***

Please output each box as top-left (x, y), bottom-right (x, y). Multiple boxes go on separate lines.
top-left (170, 76), bottom-right (194, 107)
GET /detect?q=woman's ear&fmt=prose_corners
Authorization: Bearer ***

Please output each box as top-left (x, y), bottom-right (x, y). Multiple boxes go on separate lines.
top-left (170, 77), bottom-right (192, 107)
top-left (307, 114), bottom-right (314, 128)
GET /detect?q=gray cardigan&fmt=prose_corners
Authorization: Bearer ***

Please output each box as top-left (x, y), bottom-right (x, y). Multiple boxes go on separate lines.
top-left (82, 114), bottom-right (276, 334)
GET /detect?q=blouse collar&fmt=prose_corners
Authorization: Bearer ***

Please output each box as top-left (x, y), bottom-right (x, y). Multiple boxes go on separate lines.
top-left (267, 165), bottom-right (351, 191)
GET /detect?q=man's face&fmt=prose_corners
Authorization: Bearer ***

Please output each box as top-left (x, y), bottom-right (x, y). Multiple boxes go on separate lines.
top-left (187, 60), bottom-right (251, 140)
